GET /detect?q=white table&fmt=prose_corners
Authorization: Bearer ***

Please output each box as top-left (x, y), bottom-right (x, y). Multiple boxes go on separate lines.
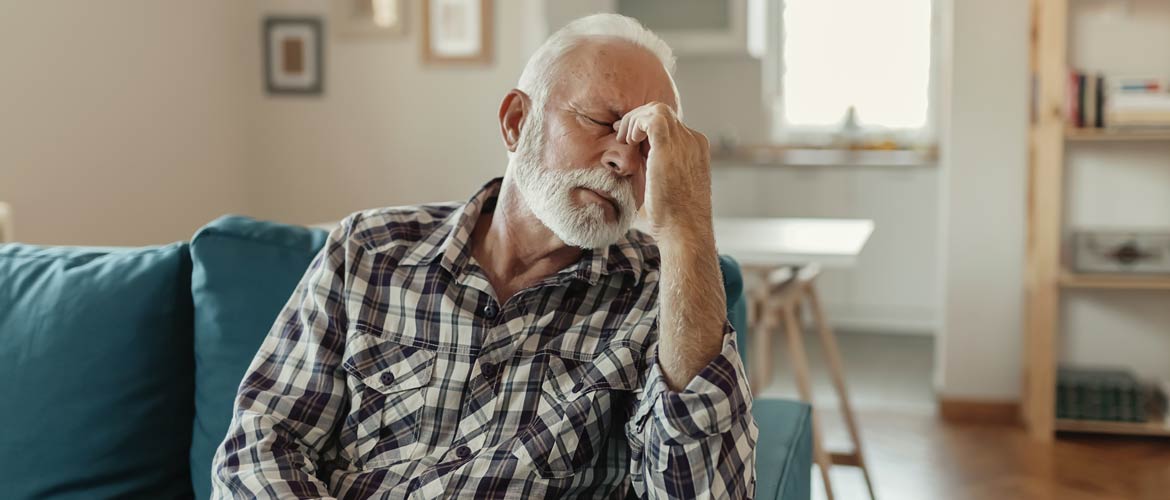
top-left (713, 217), bottom-right (874, 269)
top-left (713, 216), bottom-right (877, 500)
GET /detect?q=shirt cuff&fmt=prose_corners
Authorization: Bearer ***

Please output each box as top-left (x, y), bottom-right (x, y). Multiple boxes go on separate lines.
top-left (632, 322), bottom-right (753, 445)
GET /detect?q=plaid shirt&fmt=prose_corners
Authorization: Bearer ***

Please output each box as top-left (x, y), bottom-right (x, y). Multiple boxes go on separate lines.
top-left (211, 178), bottom-right (757, 499)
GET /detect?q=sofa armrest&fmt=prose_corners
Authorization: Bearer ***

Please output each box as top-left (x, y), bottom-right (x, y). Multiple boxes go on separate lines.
top-left (753, 398), bottom-right (813, 500)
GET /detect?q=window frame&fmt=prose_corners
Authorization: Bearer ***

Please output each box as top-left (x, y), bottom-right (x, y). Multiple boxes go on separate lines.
top-left (759, 0), bottom-right (943, 148)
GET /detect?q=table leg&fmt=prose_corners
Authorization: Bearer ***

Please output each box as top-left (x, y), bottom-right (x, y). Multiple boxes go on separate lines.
top-left (805, 279), bottom-right (877, 500)
top-left (781, 298), bottom-right (835, 500)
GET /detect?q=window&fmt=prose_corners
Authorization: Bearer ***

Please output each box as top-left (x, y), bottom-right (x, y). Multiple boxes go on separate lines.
top-left (764, 0), bottom-right (937, 146)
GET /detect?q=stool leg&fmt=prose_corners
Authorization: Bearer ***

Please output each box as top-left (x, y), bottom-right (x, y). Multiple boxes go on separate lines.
top-left (805, 281), bottom-right (876, 500)
top-left (780, 300), bottom-right (835, 500)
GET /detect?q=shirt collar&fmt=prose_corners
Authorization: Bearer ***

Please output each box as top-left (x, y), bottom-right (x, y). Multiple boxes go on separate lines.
top-left (398, 177), bottom-right (649, 286)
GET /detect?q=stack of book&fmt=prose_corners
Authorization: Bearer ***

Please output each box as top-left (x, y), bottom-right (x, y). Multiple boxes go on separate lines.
top-left (1056, 366), bottom-right (1146, 422)
top-left (1068, 72), bottom-right (1170, 129)
top-left (1157, 380), bottom-right (1170, 427)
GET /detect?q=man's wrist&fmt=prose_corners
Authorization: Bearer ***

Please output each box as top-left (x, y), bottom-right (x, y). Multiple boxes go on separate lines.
top-left (653, 212), bottom-right (715, 251)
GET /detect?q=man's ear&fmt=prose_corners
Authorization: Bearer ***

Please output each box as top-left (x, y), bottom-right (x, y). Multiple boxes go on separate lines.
top-left (498, 89), bottom-right (530, 153)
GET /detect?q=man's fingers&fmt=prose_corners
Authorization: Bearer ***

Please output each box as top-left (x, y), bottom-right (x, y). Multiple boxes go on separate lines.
top-left (624, 113), bottom-right (639, 145)
top-left (629, 118), bottom-right (649, 145)
top-left (615, 103), bottom-right (684, 151)
top-left (618, 108), bottom-right (653, 146)
top-left (613, 117), bottom-right (629, 144)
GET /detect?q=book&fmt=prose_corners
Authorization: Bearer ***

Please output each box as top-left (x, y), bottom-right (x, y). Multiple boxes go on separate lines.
top-left (1084, 75), bottom-right (1097, 128)
top-left (1110, 94), bottom-right (1170, 111)
top-left (1095, 73), bottom-right (1105, 128)
top-left (1077, 73), bottom-right (1087, 128)
top-left (1111, 76), bottom-right (1167, 94)
top-left (1068, 71), bottom-right (1081, 127)
top-left (1057, 366), bottom-right (1146, 423)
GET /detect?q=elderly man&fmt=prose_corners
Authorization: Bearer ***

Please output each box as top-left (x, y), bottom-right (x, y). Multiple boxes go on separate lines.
top-left (212, 13), bottom-right (756, 499)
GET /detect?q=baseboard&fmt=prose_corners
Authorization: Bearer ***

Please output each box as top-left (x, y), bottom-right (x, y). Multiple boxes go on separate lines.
top-left (938, 398), bottom-right (1022, 425)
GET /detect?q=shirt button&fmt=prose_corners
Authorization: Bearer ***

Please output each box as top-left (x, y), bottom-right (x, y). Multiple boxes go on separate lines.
top-left (483, 303), bottom-right (499, 319)
top-left (455, 445), bottom-right (471, 459)
top-left (380, 371), bottom-right (395, 385)
top-left (482, 362), bottom-right (497, 378)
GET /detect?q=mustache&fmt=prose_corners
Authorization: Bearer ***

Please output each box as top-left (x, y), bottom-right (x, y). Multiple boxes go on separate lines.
top-left (570, 169), bottom-right (636, 214)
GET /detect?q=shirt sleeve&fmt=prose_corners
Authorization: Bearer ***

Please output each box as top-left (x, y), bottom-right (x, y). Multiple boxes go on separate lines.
top-left (625, 321), bottom-right (759, 499)
top-left (210, 218), bottom-right (357, 499)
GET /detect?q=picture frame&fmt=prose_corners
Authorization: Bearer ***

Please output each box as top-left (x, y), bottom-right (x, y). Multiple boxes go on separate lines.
top-left (263, 17), bottom-right (324, 95)
top-left (422, 0), bottom-right (493, 64)
top-left (332, 0), bottom-right (406, 38)
top-left (0, 202), bottom-right (12, 243)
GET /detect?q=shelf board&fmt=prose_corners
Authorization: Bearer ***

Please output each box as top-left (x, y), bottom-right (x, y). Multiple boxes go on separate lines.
top-left (1065, 128), bottom-right (1170, 142)
top-left (712, 145), bottom-right (938, 168)
top-left (1056, 418), bottom-right (1170, 437)
top-left (1060, 270), bottom-right (1170, 290)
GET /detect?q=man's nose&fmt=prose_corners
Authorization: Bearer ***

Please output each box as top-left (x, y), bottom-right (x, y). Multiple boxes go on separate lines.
top-left (602, 139), bottom-right (643, 177)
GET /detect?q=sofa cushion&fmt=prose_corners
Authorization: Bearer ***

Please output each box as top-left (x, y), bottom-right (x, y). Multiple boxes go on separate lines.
top-left (753, 398), bottom-right (813, 500)
top-left (188, 215), bottom-right (328, 500)
top-left (0, 243), bottom-right (195, 499)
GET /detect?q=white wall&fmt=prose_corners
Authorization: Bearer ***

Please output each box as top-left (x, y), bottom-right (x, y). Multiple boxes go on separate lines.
top-left (246, 0), bottom-right (541, 225)
top-left (0, 0), bottom-right (252, 246)
top-left (0, 0), bottom-right (542, 243)
top-left (934, 0), bottom-right (1029, 399)
top-left (0, 0), bottom-right (943, 336)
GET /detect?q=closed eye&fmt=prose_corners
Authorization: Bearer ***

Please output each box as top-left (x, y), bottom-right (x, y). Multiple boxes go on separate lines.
top-left (577, 112), bottom-right (613, 129)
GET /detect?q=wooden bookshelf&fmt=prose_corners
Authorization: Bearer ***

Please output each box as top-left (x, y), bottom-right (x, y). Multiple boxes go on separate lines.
top-left (1060, 269), bottom-right (1170, 290)
top-left (1066, 128), bottom-right (1170, 142)
top-left (1056, 418), bottom-right (1170, 437)
top-left (1025, 0), bottom-right (1170, 442)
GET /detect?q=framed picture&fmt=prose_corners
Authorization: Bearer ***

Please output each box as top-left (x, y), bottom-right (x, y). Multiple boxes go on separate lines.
top-left (422, 0), bottom-right (493, 64)
top-left (0, 202), bottom-right (12, 243)
top-left (332, 0), bottom-right (405, 38)
top-left (264, 17), bottom-right (324, 95)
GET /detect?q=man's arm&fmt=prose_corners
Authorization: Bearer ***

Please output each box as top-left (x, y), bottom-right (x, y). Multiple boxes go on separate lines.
top-left (614, 102), bottom-right (727, 387)
top-left (616, 104), bottom-right (758, 498)
top-left (210, 220), bottom-right (355, 499)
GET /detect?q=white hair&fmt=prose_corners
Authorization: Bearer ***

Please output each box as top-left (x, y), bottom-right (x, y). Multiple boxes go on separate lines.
top-left (516, 13), bottom-right (682, 119)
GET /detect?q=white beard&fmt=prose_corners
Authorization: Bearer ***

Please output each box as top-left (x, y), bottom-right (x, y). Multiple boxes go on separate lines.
top-left (510, 113), bottom-right (638, 249)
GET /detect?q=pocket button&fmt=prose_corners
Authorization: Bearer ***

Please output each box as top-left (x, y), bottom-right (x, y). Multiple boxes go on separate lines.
top-left (380, 371), bottom-right (396, 385)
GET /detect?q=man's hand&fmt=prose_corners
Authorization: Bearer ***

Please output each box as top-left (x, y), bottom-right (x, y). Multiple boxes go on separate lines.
top-left (613, 103), bottom-right (726, 391)
top-left (612, 103), bottom-right (712, 238)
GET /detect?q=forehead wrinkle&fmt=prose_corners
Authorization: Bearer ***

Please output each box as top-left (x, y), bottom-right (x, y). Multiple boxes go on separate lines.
top-left (552, 39), bottom-right (677, 116)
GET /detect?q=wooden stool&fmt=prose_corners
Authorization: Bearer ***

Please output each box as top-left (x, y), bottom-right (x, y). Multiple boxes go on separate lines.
top-left (748, 263), bottom-right (876, 500)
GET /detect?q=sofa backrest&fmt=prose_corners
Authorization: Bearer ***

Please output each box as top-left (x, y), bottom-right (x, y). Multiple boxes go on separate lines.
top-left (188, 215), bottom-right (329, 500)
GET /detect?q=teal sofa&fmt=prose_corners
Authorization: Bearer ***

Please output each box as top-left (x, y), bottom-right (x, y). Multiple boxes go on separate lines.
top-left (0, 215), bottom-right (810, 499)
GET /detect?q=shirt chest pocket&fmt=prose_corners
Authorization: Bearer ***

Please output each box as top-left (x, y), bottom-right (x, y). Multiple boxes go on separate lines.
top-left (512, 344), bottom-right (643, 479)
top-left (342, 333), bottom-right (435, 469)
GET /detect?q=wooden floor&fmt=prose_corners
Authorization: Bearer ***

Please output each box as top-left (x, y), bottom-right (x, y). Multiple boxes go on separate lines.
top-left (750, 330), bottom-right (1170, 499)
top-left (813, 409), bottom-right (1170, 500)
